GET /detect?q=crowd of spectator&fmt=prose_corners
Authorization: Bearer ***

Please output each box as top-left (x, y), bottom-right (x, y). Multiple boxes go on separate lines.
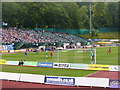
top-left (1, 28), bottom-right (86, 44)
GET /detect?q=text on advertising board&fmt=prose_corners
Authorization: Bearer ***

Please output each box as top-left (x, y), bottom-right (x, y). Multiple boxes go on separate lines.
top-left (53, 63), bottom-right (70, 68)
top-left (37, 62), bottom-right (53, 67)
top-left (45, 76), bottom-right (75, 85)
top-left (70, 63), bottom-right (88, 69)
top-left (0, 60), bottom-right (6, 64)
top-left (109, 80), bottom-right (120, 88)
top-left (110, 65), bottom-right (120, 71)
top-left (6, 61), bottom-right (19, 65)
top-left (89, 64), bottom-right (109, 71)
top-left (24, 61), bottom-right (38, 66)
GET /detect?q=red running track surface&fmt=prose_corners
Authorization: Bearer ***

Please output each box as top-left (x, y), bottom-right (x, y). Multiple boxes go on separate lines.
top-left (85, 71), bottom-right (119, 79)
top-left (1, 80), bottom-right (118, 90)
top-left (1, 80), bottom-right (91, 88)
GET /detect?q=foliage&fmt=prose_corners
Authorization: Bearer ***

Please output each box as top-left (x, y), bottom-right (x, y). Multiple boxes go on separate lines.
top-left (79, 32), bottom-right (120, 39)
top-left (2, 2), bottom-right (119, 29)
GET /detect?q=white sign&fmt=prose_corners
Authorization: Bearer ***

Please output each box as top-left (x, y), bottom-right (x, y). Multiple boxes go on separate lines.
top-left (75, 77), bottom-right (109, 87)
top-left (53, 63), bottom-right (70, 68)
top-left (0, 72), bottom-right (20, 81)
top-left (63, 43), bottom-right (69, 49)
top-left (10, 50), bottom-right (14, 53)
top-left (110, 39), bottom-right (119, 42)
top-left (6, 61), bottom-right (19, 65)
top-left (20, 49), bottom-right (26, 52)
top-left (20, 74), bottom-right (45, 83)
top-left (110, 65), bottom-right (120, 71)
top-left (70, 63), bottom-right (88, 70)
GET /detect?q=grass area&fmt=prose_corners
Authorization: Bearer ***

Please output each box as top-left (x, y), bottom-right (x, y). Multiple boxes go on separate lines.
top-left (79, 32), bottom-right (120, 39)
top-left (1, 65), bottom-right (96, 77)
top-left (2, 47), bottom-right (119, 65)
top-left (1, 46), bottom-right (118, 77)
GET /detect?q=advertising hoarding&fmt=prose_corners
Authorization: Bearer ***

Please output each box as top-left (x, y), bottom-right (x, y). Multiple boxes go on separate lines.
top-left (24, 61), bottom-right (38, 66)
top-left (110, 65), bottom-right (120, 71)
top-left (37, 62), bottom-right (53, 67)
top-left (109, 80), bottom-right (120, 88)
top-left (53, 63), bottom-right (70, 68)
top-left (0, 60), bottom-right (6, 64)
top-left (89, 64), bottom-right (110, 71)
top-left (6, 61), bottom-right (19, 65)
top-left (70, 63), bottom-right (88, 70)
top-left (45, 76), bottom-right (75, 86)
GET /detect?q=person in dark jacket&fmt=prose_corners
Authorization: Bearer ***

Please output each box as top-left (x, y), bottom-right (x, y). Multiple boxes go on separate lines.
top-left (18, 60), bottom-right (24, 66)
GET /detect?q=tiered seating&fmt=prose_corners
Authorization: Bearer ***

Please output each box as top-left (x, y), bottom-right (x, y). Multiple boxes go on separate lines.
top-left (2, 28), bottom-right (88, 45)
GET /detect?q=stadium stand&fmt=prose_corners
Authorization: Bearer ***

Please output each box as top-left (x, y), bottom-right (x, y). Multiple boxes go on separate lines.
top-left (2, 28), bottom-right (88, 48)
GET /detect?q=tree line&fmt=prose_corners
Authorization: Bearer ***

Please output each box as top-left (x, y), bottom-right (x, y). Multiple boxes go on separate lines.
top-left (2, 2), bottom-right (119, 29)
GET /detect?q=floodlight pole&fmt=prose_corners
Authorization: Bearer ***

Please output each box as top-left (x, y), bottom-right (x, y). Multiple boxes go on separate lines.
top-left (89, 3), bottom-right (92, 37)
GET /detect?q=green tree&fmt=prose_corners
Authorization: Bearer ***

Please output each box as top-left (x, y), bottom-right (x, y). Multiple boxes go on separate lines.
top-left (76, 6), bottom-right (89, 29)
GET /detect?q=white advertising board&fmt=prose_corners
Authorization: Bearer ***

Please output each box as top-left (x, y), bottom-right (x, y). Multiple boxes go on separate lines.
top-left (20, 74), bottom-right (45, 83)
top-left (53, 63), bottom-right (70, 68)
top-left (110, 65), bottom-right (120, 71)
top-left (75, 77), bottom-right (109, 87)
top-left (6, 61), bottom-right (19, 65)
top-left (0, 72), bottom-right (20, 81)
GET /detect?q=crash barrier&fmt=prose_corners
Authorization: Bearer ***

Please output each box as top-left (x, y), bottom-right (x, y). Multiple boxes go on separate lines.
top-left (0, 72), bottom-right (20, 81)
top-left (1, 60), bottom-right (120, 71)
top-left (20, 74), bottom-right (45, 83)
top-left (0, 72), bottom-right (111, 88)
top-left (75, 77), bottom-right (109, 87)
top-left (0, 72), bottom-right (45, 83)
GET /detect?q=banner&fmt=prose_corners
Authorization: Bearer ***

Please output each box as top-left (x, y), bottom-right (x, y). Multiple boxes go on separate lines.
top-left (3, 22), bottom-right (8, 26)
top-left (23, 61), bottom-right (38, 66)
top-left (2, 50), bottom-right (8, 53)
top-left (53, 63), bottom-right (70, 68)
top-left (37, 62), bottom-right (53, 67)
top-left (109, 80), bottom-right (120, 88)
top-left (2, 45), bottom-right (14, 50)
top-left (75, 77), bottom-right (109, 87)
top-left (10, 50), bottom-right (14, 53)
top-left (88, 64), bottom-right (109, 71)
top-left (6, 61), bottom-right (19, 65)
top-left (45, 76), bottom-right (75, 86)
top-left (14, 50), bottom-right (21, 52)
top-left (0, 60), bottom-right (6, 64)
top-left (110, 65), bottom-right (120, 71)
top-left (70, 63), bottom-right (88, 70)
top-left (101, 39), bottom-right (110, 42)
top-left (92, 39), bottom-right (102, 41)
